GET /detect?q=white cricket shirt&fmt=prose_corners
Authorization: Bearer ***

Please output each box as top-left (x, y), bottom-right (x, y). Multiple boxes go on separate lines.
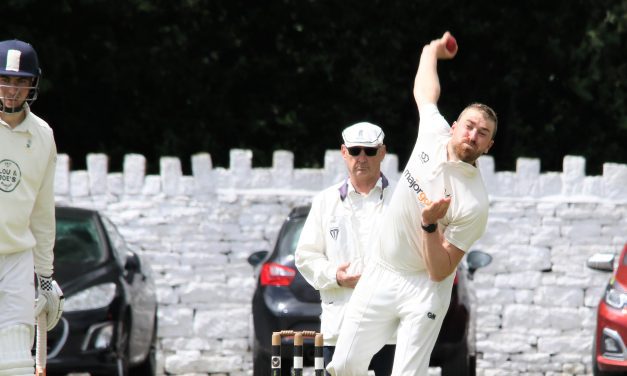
top-left (296, 174), bottom-right (394, 344)
top-left (376, 104), bottom-right (489, 273)
top-left (0, 105), bottom-right (57, 277)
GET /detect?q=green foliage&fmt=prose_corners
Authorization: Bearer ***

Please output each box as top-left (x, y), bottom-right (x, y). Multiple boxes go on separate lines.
top-left (1, 0), bottom-right (625, 174)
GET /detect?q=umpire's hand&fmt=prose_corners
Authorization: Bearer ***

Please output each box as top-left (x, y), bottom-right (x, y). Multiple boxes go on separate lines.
top-left (336, 262), bottom-right (361, 288)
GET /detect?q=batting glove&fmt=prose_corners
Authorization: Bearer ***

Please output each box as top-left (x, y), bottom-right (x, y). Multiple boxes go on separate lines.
top-left (35, 275), bottom-right (65, 331)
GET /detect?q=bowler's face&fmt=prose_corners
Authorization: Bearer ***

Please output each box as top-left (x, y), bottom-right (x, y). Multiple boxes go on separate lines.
top-left (450, 108), bottom-right (495, 164)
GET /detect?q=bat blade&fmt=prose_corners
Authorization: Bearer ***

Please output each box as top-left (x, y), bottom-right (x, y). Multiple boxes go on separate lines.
top-left (35, 311), bottom-right (47, 376)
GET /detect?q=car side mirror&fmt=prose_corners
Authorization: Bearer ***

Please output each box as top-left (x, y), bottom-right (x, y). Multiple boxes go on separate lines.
top-left (125, 251), bottom-right (142, 282)
top-left (247, 250), bottom-right (269, 267)
top-left (466, 250), bottom-right (492, 279)
top-left (125, 251), bottom-right (140, 271)
top-left (586, 253), bottom-right (615, 272)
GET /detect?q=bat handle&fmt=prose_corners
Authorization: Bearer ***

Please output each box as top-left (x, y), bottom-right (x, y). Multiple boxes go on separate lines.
top-left (35, 311), bottom-right (47, 376)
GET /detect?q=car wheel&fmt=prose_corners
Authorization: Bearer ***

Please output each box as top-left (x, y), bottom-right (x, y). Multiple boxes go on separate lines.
top-left (440, 342), bottom-right (470, 376)
top-left (252, 337), bottom-right (270, 376)
top-left (116, 319), bottom-right (130, 376)
top-left (468, 354), bottom-right (476, 376)
top-left (132, 315), bottom-right (158, 375)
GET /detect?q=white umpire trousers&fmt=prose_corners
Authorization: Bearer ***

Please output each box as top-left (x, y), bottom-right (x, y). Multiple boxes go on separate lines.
top-left (327, 259), bottom-right (453, 376)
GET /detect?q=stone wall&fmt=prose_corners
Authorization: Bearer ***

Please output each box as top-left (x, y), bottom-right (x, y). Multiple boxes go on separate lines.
top-left (53, 150), bottom-right (627, 376)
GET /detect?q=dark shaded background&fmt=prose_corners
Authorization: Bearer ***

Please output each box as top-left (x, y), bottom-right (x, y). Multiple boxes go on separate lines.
top-left (2, 0), bottom-right (626, 175)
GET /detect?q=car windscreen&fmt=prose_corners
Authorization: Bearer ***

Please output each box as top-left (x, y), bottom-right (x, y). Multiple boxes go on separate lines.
top-left (277, 216), bottom-right (305, 260)
top-left (54, 217), bottom-right (105, 266)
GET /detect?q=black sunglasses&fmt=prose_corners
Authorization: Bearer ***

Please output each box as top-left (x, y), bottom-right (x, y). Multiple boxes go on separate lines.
top-left (347, 146), bottom-right (379, 157)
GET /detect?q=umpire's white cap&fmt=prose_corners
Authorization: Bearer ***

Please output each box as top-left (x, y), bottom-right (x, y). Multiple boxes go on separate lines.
top-left (342, 122), bottom-right (385, 147)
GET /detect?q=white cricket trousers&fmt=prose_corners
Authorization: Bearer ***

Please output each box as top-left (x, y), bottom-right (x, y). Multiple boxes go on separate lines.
top-left (327, 260), bottom-right (453, 376)
top-left (0, 250), bottom-right (36, 375)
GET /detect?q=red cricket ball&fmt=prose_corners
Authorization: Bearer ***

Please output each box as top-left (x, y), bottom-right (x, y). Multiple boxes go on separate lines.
top-left (446, 36), bottom-right (457, 53)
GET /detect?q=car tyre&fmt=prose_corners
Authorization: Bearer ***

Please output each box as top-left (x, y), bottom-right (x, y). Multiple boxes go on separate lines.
top-left (469, 354), bottom-right (476, 376)
top-left (440, 342), bottom-right (470, 376)
top-left (115, 319), bottom-right (131, 376)
top-left (253, 338), bottom-right (270, 376)
top-left (132, 314), bottom-right (158, 375)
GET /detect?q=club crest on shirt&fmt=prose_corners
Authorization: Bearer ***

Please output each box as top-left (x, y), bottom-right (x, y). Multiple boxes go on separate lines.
top-left (330, 227), bottom-right (339, 240)
top-left (0, 159), bottom-right (21, 192)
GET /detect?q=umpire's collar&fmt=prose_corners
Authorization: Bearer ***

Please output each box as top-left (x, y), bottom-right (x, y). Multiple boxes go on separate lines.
top-left (339, 173), bottom-right (389, 201)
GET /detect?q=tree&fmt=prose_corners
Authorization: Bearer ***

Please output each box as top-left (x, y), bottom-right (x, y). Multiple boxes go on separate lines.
top-left (2, 0), bottom-right (625, 174)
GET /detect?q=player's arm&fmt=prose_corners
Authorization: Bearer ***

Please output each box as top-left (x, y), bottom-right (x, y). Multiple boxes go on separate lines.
top-left (31, 136), bottom-right (64, 331)
top-left (420, 196), bottom-right (465, 282)
top-left (413, 31), bottom-right (457, 110)
top-left (31, 139), bottom-right (56, 278)
top-left (295, 202), bottom-right (341, 290)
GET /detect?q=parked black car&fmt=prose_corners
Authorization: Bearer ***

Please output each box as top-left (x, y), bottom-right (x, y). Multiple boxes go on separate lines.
top-left (248, 205), bottom-right (492, 376)
top-left (41, 206), bottom-right (158, 376)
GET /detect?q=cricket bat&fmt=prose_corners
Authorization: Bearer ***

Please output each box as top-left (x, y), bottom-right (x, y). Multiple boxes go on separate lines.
top-left (35, 311), bottom-right (47, 376)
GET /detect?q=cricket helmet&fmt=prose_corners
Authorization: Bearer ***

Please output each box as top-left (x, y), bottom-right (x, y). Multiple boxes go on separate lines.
top-left (0, 39), bottom-right (41, 112)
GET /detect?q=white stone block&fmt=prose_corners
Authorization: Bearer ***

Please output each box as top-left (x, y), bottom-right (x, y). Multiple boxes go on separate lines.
top-left (160, 336), bottom-right (215, 351)
top-left (534, 286), bottom-right (584, 307)
top-left (477, 331), bottom-right (534, 353)
top-left (180, 282), bottom-right (228, 304)
top-left (157, 285), bottom-right (178, 304)
top-left (158, 307), bottom-right (194, 337)
top-left (70, 170), bottom-right (90, 197)
top-left (123, 153), bottom-right (146, 194)
top-left (143, 175), bottom-right (162, 195)
top-left (160, 157), bottom-right (183, 195)
top-left (603, 162), bottom-right (627, 200)
top-left (495, 271), bottom-right (542, 289)
top-left (476, 287), bottom-right (515, 305)
top-left (193, 308), bottom-right (249, 339)
top-left (502, 304), bottom-right (550, 329)
top-left (54, 153), bottom-right (71, 195)
top-left (164, 350), bottom-right (209, 374)
top-left (547, 307), bottom-right (583, 330)
top-left (537, 335), bottom-right (590, 354)
top-left (87, 153), bottom-right (108, 195)
top-left (514, 289), bottom-right (534, 304)
top-left (191, 153), bottom-right (214, 191)
top-left (503, 245), bottom-right (552, 272)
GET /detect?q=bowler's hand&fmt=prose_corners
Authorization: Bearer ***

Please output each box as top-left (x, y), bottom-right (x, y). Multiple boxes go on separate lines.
top-left (336, 262), bottom-right (361, 288)
top-left (422, 196), bottom-right (452, 226)
top-left (429, 31), bottom-right (458, 60)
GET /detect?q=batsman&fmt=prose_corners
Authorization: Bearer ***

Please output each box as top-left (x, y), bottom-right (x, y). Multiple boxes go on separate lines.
top-left (327, 31), bottom-right (497, 375)
top-left (0, 39), bottom-right (64, 375)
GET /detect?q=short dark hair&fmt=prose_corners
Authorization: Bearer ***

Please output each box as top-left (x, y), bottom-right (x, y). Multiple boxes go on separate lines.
top-left (460, 103), bottom-right (498, 139)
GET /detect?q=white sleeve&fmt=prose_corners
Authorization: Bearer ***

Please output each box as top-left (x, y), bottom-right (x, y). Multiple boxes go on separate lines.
top-left (295, 194), bottom-right (340, 290)
top-left (31, 132), bottom-right (57, 277)
top-left (444, 204), bottom-right (488, 253)
top-left (418, 103), bottom-right (451, 140)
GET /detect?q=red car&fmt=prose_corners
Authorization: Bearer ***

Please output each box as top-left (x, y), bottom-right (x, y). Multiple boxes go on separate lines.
top-left (587, 243), bottom-right (627, 375)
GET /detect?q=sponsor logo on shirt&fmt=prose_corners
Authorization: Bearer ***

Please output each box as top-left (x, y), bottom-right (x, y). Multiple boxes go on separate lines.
top-left (420, 152), bottom-right (429, 163)
top-left (427, 312), bottom-right (436, 320)
top-left (403, 169), bottom-right (432, 206)
top-left (0, 159), bottom-right (21, 192)
top-left (330, 227), bottom-right (339, 240)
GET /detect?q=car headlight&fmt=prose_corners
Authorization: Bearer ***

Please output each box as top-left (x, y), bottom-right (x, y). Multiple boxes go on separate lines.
top-left (64, 283), bottom-right (117, 312)
top-left (605, 284), bottom-right (627, 310)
